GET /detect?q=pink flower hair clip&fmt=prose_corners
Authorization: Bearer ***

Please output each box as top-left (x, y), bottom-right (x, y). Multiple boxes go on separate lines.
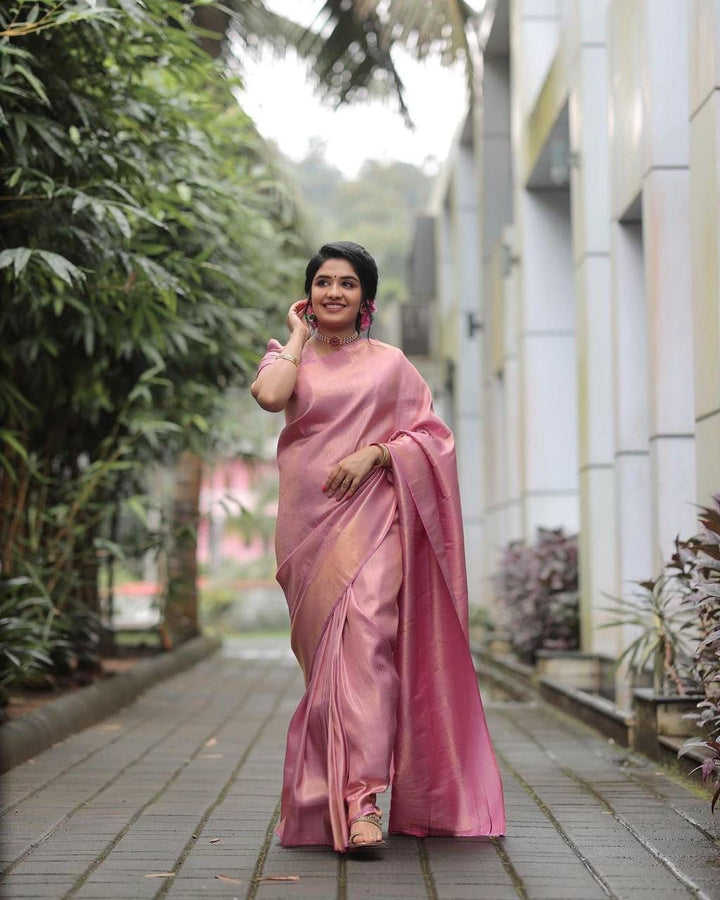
top-left (360, 299), bottom-right (377, 331)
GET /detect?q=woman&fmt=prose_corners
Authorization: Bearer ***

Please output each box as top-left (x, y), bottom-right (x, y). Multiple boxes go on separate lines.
top-left (251, 241), bottom-right (505, 853)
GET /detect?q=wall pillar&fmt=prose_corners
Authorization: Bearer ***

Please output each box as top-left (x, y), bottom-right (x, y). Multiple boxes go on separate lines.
top-left (569, 0), bottom-right (617, 655)
top-left (450, 145), bottom-right (486, 607)
top-left (689, 0), bottom-right (720, 507)
top-left (518, 190), bottom-right (579, 537)
top-left (642, 2), bottom-right (696, 566)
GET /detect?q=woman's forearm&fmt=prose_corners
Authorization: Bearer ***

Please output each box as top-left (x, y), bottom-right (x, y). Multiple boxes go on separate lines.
top-left (251, 330), bottom-right (308, 412)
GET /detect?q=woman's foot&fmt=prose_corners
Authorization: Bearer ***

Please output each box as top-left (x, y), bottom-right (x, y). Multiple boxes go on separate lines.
top-left (348, 813), bottom-right (384, 850)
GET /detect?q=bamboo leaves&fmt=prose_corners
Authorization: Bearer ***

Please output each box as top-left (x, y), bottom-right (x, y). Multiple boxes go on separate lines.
top-left (0, 0), bottom-right (307, 696)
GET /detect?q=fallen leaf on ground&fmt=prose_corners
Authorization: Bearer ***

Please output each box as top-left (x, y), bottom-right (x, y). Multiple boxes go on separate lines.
top-left (100, 724), bottom-right (123, 732)
top-left (209, 838), bottom-right (220, 843)
top-left (199, 753), bottom-right (224, 759)
top-left (205, 737), bottom-right (218, 747)
top-left (144, 872), bottom-right (175, 878)
top-left (215, 874), bottom-right (242, 884)
top-left (253, 875), bottom-right (300, 883)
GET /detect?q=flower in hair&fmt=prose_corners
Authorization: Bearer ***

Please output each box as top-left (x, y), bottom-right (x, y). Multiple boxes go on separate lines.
top-left (360, 299), bottom-right (377, 331)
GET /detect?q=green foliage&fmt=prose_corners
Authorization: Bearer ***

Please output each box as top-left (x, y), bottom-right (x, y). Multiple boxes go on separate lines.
top-left (600, 576), bottom-right (698, 696)
top-left (602, 494), bottom-right (720, 810)
top-left (0, 0), bottom-right (308, 692)
top-left (0, 574), bottom-right (101, 706)
top-left (0, 576), bottom-right (57, 698)
top-left (290, 143), bottom-right (430, 296)
top-left (295, 0), bottom-right (478, 122)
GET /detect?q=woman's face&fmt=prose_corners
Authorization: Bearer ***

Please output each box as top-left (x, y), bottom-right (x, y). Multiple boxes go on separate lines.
top-left (310, 258), bottom-right (363, 334)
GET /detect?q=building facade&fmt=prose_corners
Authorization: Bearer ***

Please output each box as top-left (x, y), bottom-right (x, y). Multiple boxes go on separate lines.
top-left (407, 0), bottom-right (720, 698)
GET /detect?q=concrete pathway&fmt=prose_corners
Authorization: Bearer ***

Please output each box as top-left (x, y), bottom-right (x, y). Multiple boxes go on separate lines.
top-left (1, 636), bottom-right (718, 900)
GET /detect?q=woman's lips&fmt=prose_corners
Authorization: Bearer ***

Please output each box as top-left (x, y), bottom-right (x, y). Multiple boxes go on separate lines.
top-left (322, 303), bottom-right (345, 310)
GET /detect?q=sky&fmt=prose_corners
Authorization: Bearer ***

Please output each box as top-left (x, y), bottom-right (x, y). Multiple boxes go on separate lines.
top-left (237, 0), bottom-right (473, 178)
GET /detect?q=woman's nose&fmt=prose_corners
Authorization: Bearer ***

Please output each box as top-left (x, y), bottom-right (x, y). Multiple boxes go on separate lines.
top-left (327, 280), bottom-right (342, 297)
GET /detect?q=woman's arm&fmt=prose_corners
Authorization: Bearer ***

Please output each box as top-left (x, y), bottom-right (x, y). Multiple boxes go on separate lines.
top-left (251, 301), bottom-right (310, 412)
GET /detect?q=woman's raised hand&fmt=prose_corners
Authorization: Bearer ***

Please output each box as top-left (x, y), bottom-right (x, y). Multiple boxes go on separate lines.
top-left (288, 300), bottom-right (311, 340)
top-left (323, 446), bottom-right (383, 502)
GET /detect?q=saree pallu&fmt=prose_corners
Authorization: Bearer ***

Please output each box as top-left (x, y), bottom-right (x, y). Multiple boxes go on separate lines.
top-left (259, 337), bottom-right (506, 851)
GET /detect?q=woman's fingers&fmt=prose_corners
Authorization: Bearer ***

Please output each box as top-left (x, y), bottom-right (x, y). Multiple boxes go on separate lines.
top-left (287, 299), bottom-right (310, 334)
top-left (324, 449), bottom-right (377, 500)
top-left (324, 467), bottom-right (353, 500)
top-left (324, 468), bottom-right (347, 498)
top-left (290, 299), bottom-right (308, 315)
top-left (324, 469), bottom-right (368, 501)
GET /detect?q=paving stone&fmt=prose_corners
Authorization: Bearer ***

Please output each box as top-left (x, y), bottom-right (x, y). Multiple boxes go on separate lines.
top-left (1, 638), bottom-right (719, 900)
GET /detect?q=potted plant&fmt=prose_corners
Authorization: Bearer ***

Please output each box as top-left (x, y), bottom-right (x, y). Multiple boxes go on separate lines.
top-left (601, 574), bottom-right (701, 757)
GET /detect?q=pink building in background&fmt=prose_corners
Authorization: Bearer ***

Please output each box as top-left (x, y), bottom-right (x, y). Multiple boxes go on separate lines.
top-left (197, 458), bottom-right (278, 572)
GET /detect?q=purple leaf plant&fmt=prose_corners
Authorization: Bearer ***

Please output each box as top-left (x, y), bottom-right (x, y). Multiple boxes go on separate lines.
top-left (494, 527), bottom-right (579, 663)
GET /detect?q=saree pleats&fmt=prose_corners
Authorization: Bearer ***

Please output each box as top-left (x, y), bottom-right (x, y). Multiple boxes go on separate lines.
top-left (277, 516), bottom-right (402, 851)
top-left (262, 337), bottom-right (506, 852)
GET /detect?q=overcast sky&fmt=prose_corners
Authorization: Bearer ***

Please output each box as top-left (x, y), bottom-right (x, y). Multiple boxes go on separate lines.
top-left (238, 0), bottom-right (472, 178)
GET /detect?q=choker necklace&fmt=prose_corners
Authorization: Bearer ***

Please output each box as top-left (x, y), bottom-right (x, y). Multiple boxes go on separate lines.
top-left (313, 330), bottom-right (360, 348)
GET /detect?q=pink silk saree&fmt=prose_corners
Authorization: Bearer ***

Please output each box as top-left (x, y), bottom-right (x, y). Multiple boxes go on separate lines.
top-left (258, 337), bottom-right (505, 851)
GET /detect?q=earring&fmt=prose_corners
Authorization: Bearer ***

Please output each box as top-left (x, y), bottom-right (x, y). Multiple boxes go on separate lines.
top-left (305, 302), bottom-right (318, 328)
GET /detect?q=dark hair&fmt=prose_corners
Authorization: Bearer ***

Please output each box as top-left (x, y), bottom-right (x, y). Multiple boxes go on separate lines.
top-left (304, 241), bottom-right (378, 333)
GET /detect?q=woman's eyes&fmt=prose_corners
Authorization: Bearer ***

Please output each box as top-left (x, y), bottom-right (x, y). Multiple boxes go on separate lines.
top-left (315, 279), bottom-right (357, 289)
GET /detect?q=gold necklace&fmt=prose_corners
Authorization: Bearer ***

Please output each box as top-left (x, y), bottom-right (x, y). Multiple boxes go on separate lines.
top-left (313, 330), bottom-right (360, 348)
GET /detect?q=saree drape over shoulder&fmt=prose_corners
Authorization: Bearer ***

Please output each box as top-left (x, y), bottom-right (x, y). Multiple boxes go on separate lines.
top-left (258, 337), bottom-right (505, 851)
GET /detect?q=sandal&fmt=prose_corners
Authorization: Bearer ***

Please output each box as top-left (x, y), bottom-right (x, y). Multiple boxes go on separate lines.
top-left (347, 812), bottom-right (386, 853)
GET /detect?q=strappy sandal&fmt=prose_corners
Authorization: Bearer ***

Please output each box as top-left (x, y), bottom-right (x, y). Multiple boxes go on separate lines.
top-left (347, 812), bottom-right (386, 853)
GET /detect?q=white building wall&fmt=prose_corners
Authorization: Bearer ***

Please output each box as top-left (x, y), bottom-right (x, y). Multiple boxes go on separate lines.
top-left (417, 0), bottom-right (717, 680)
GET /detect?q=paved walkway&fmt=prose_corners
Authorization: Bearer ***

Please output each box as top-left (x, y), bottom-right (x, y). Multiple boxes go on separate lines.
top-left (1, 636), bottom-right (719, 900)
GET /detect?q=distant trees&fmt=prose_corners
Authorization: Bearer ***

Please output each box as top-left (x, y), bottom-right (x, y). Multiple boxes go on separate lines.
top-left (291, 145), bottom-right (431, 299)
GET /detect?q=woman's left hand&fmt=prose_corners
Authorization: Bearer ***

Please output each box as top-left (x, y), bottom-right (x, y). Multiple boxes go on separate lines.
top-left (323, 446), bottom-right (382, 501)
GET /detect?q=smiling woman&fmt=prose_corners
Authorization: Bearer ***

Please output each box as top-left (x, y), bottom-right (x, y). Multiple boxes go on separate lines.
top-left (250, 241), bottom-right (505, 854)
top-left (307, 259), bottom-right (363, 342)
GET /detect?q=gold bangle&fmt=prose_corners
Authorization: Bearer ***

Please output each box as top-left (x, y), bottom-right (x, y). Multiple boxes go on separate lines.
top-left (276, 352), bottom-right (299, 367)
top-left (371, 443), bottom-right (390, 468)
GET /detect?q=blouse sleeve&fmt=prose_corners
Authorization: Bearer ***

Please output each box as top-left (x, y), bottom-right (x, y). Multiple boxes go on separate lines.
top-left (256, 338), bottom-right (284, 377)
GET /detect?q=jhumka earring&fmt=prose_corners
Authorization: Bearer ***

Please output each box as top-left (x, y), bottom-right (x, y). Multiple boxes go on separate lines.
top-left (304, 303), bottom-right (318, 328)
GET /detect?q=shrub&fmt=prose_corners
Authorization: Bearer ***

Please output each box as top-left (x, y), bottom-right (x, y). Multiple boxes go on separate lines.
top-left (495, 527), bottom-right (579, 662)
top-left (601, 574), bottom-right (698, 696)
top-left (673, 494), bottom-right (720, 811)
